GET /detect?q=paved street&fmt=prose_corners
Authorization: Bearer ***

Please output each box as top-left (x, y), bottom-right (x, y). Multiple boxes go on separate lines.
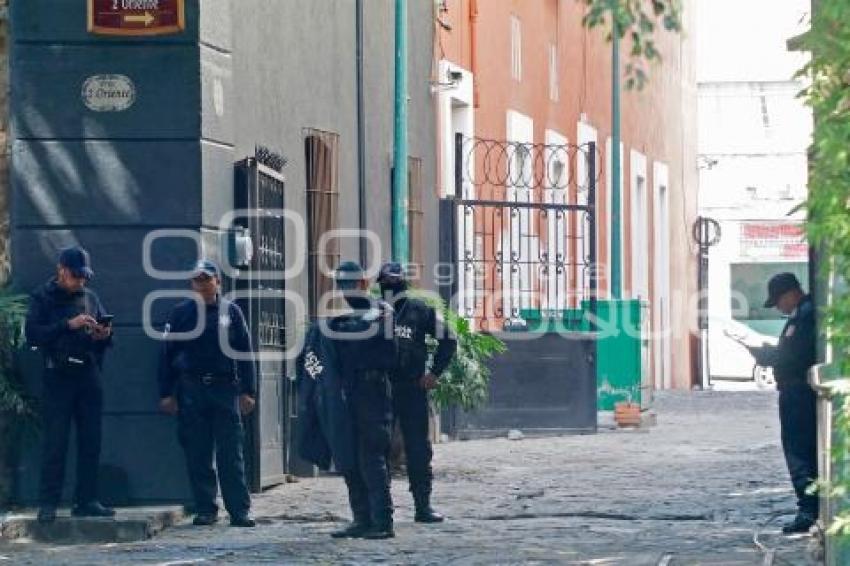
top-left (0, 391), bottom-right (821, 565)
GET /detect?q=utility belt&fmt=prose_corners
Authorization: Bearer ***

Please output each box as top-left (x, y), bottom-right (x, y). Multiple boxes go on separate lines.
top-left (180, 372), bottom-right (240, 387)
top-left (359, 369), bottom-right (390, 384)
top-left (44, 351), bottom-right (95, 372)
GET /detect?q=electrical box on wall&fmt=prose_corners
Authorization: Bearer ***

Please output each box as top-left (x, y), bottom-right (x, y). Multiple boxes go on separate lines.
top-left (225, 227), bottom-right (254, 270)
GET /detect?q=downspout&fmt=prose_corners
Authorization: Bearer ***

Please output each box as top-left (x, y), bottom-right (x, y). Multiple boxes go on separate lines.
top-left (356, 0), bottom-right (367, 266)
top-left (392, 0), bottom-right (410, 263)
top-left (470, 0), bottom-right (479, 108)
top-left (611, 27), bottom-right (622, 299)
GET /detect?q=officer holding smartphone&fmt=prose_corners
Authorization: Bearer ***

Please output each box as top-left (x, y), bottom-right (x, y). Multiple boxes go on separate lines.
top-left (25, 246), bottom-right (114, 524)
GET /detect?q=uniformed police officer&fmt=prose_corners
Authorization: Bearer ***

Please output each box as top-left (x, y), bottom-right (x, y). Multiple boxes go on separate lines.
top-left (748, 273), bottom-right (818, 534)
top-left (327, 261), bottom-right (397, 540)
top-left (25, 246), bottom-right (115, 524)
top-left (377, 262), bottom-right (456, 523)
top-left (158, 260), bottom-right (257, 528)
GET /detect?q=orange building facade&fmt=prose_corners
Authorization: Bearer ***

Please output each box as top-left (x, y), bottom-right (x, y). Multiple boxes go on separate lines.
top-left (434, 0), bottom-right (699, 390)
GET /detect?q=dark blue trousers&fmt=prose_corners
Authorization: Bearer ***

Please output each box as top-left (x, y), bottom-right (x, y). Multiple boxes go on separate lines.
top-left (778, 384), bottom-right (818, 517)
top-left (392, 381), bottom-right (433, 498)
top-left (39, 368), bottom-right (103, 506)
top-left (177, 378), bottom-right (251, 518)
top-left (343, 376), bottom-right (393, 527)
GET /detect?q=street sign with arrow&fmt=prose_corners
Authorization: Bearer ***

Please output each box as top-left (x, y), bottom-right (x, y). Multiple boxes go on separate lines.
top-left (88, 0), bottom-right (185, 36)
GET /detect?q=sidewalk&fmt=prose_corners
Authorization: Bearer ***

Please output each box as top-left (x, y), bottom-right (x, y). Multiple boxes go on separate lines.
top-left (0, 391), bottom-right (821, 564)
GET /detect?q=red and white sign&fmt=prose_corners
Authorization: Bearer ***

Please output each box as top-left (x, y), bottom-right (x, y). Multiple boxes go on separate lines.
top-left (88, 0), bottom-right (185, 36)
top-left (739, 222), bottom-right (808, 260)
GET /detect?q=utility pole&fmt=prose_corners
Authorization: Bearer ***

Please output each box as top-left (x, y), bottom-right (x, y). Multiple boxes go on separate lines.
top-left (392, 0), bottom-right (410, 264)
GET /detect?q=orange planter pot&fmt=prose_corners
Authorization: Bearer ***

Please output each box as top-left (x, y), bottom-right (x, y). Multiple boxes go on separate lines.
top-left (614, 402), bottom-right (642, 428)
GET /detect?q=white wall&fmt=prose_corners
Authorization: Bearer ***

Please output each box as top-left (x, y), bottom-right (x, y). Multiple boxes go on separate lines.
top-left (696, 0), bottom-right (810, 83)
top-left (438, 60), bottom-right (474, 198)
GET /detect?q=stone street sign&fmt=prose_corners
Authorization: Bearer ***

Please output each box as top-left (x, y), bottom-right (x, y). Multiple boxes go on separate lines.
top-left (82, 75), bottom-right (137, 112)
top-left (88, 0), bottom-right (186, 36)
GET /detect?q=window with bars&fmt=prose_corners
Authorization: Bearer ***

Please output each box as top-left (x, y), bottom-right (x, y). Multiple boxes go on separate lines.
top-left (304, 128), bottom-right (340, 316)
top-left (408, 156), bottom-right (424, 283)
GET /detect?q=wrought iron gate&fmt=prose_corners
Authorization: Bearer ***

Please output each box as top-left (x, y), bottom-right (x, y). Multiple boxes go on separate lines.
top-left (234, 154), bottom-right (288, 491)
top-left (452, 134), bottom-right (598, 331)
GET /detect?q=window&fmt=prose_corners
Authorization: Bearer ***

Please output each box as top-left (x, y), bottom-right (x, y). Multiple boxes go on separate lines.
top-left (731, 262), bottom-right (808, 323)
top-left (408, 156), bottom-right (424, 283)
top-left (549, 43), bottom-right (559, 102)
top-left (511, 15), bottom-right (522, 82)
top-left (304, 128), bottom-right (340, 316)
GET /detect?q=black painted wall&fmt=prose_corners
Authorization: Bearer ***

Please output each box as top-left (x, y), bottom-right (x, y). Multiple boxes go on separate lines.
top-left (9, 0), bottom-right (437, 504)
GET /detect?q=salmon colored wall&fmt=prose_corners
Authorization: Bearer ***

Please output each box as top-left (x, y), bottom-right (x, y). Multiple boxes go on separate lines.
top-left (437, 0), bottom-right (698, 389)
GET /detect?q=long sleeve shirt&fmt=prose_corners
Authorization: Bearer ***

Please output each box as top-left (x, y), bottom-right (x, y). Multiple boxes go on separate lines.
top-left (749, 295), bottom-right (817, 390)
top-left (158, 297), bottom-right (257, 398)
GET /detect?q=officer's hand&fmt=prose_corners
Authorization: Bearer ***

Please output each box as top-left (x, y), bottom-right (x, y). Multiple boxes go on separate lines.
top-left (92, 324), bottom-right (112, 341)
top-left (239, 394), bottom-right (256, 416)
top-left (419, 373), bottom-right (440, 390)
top-left (159, 396), bottom-right (178, 416)
top-left (68, 314), bottom-right (97, 331)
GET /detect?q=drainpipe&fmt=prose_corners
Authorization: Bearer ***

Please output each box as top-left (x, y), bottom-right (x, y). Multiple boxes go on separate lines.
top-left (469, 0), bottom-right (479, 107)
top-left (392, 0), bottom-right (410, 264)
top-left (611, 29), bottom-right (622, 300)
top-left (356, 0), bottom-right (367, 267)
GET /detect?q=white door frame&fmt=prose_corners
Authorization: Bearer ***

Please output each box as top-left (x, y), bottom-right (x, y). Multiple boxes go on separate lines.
top-left (577, 121), bottom-right (598, 304)
top-left (630, 150), bottom-right (649, 300)
top-left (652, 161), bottom-right (672, 389)
top-left (545, 129), bottom-right (569, 314)
top-left (439, 60), bottom-right (474, 322)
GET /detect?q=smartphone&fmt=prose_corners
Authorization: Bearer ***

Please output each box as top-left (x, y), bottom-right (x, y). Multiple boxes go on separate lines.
top-left (97, 314), bottom-right (114, 326)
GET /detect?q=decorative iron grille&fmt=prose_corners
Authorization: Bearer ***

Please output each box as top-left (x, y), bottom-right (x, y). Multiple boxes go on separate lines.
top-left (453, 134), bottom-right (599, 331)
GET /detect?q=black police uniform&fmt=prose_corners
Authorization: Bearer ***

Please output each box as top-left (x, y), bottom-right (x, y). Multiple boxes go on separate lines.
top-left (158, 296), bottom-right (257, 521)
top-left (326, 299), bottom-right (397, 537)
top-left (391, 296), bottom-right (456, 518)
top-left (751, 294), bottom-right (818, 520)
top-left (25, 279), bottom-right (111, 509)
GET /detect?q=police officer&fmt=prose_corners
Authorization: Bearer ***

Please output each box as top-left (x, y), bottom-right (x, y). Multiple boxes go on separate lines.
top-left (158, 260), bottom-right (257, 528)
top-left (377, 262), bottom-right (456, 523)
top-left (327, 261), bottom-right (397, 539)
top-left (25, 246), bottom-right (115, 524)
top-left (748, 273), bottom-right (818, 534)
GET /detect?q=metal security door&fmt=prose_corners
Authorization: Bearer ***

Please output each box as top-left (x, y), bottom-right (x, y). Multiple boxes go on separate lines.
top-left (234, 155), bottom-right (288, 491)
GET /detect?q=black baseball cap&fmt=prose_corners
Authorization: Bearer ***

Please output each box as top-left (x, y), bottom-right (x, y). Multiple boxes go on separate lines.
top-left (764, 272), bottom-right (801, 308)
top-left (377, 262), bottom-right (406, 284)
top-left (335, 261), bottom-right (364, 290)
top-left (58, 246), bottom-right (94, 280)
top-left (191, 259), bottom-right (220, 279)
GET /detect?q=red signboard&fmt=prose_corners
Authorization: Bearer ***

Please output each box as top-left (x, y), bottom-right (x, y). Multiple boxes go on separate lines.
top-left (88, 0), bottom-right (186, 36)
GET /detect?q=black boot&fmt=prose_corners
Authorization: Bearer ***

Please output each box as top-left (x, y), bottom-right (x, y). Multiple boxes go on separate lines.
top-left (782, 512), bottom-right (816, 534)
top-left (362, 520), bottom-right (395, 539)
top-left (331, 520), bottom-right (372, 539)
top-left (414, 492), bottom-right (444, 523)
top-left (37, 506), bottom-right (57, 524)
top-left (71, 501), bottom-right (116, 518)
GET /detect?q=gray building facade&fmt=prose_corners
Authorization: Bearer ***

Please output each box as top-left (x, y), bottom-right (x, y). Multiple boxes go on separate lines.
top-left (9, 0), bottom-right (436, 504)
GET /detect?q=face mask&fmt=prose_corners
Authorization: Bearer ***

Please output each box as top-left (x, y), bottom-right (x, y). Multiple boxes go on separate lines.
top-left (380, 282), bottom-right (407, 298)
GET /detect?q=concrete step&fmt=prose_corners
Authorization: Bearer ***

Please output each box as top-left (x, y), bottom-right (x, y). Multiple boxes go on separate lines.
top-left (0, 506), bottom-right (185, 544)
